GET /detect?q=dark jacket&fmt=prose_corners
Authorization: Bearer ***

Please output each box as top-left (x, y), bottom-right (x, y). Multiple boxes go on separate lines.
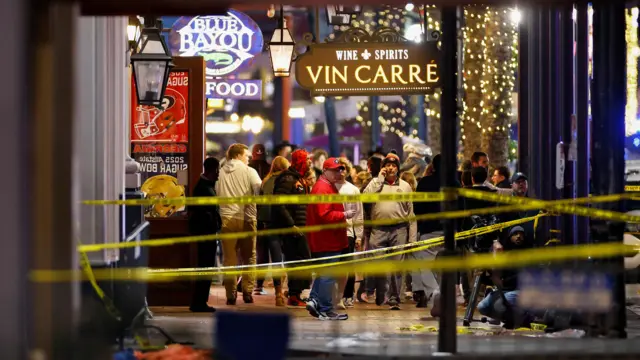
top-left (257, 173), bottom-right (283, 224)
top-left (415, 173), bottom-right (463, 235)
top-left (188, 176), bottom-right (222, 235)
top-left (249, 159), bottom-right (271, 180)
top-left (496, 179), bottom-right (511, 189)
top-left (461, 185), bottom-right (498, 231)
top-left (272, 168), bottom-right (309, 228)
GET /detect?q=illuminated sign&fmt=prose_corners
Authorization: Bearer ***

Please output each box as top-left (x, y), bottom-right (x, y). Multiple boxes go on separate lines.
top-left (168, 11), bottom-right (264, 77)
top-left (206, 79), bottom-right (262, 100)
top-left (295, 42), bottom-right (440, 96)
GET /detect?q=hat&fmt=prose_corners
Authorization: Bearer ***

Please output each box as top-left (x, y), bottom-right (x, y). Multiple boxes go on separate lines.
top-left (252, 144), bottom-right (266, 159)
top-left (323, 157), bottom-right (344, 170)
top-left (509, 226), bottom-right (525, 236)
top-left (382, 152), bottom-right (401, 168)
top-left (512, 172), bottom-right (528, 182)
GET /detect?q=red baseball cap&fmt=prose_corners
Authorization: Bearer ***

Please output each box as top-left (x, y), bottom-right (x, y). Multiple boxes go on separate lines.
top-left (323, 157), bottom-right (344, 170)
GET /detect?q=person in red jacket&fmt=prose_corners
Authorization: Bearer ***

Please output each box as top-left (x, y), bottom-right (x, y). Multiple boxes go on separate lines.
top-left (305, 157), bottom-right (356, 320)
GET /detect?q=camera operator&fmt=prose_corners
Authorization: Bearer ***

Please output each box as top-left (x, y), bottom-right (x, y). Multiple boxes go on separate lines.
top-left (478, 226), bottom-right (534, 327)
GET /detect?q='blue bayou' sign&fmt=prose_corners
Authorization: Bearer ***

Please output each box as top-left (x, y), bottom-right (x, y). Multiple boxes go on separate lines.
top-left (168, 11), bottom-right (264, 78)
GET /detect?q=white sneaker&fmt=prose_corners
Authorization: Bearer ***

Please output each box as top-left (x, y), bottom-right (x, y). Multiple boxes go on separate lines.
top-left (344, 298), bottom-right (355, 308)
top-left (336, 298), bottom-right (347, 310)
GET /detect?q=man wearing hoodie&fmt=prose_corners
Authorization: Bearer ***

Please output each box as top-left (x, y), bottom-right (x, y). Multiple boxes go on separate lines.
top-left (216, 143), bottom-right (262, 305)
top-left (272, 149), bottom-right (313, 307)
top-left (363, 152), bottom-right (417, 310)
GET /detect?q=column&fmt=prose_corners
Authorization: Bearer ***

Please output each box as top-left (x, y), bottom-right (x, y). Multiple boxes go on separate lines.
top-left (325, 98), bottom-right (340, 157)
top-left (591, 1), bottom-right (627, 338)
top-left (370, 96), bottom-right (380, 150)
top-left (561, 5), bottom-right (576, 245)
top-left (517, 6), bottom-right (529, 173)
top-left (576, 2), bottom-right (590, 244)
top-left (0, 0), bottom-right (29, 357)
top-left (74, 16), bottom-right (128, 264)
top-left (438, 5), bottom-right (459, 354)
top-left (30, 2), bottom-right (79, 358)
top-left (417, 95), bottom-right (427, 141)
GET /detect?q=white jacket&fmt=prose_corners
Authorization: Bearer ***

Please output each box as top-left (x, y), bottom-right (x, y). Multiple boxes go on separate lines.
top-left (215, 159), bottom-right (262, 221)
top-left (335, 181), bottom-right (364, 240)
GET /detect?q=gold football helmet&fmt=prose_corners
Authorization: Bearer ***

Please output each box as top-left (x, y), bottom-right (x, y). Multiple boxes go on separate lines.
top-left (140, 174), bottom-right (186, 217)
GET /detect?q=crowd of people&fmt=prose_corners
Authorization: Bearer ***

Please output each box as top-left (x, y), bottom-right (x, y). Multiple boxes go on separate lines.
top-left (188, 142), bottom-right (537, 324)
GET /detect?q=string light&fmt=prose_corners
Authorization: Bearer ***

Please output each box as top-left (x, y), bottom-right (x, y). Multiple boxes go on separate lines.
top-left (626, 8), bottom-right (640, 136)
top-left (460, 6), bottom-right (518, 164)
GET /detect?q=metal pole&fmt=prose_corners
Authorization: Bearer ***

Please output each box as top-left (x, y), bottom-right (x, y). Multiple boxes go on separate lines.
top-left (562, 5), bottom-right (576, 245)
top-left (325, 98), bottom-right (340, 157)
top-left (517, 6), bottom-right (529, 174)
top-left (417, 95), bottom-right (427, 141)
top-left (370, 96), bottom-right (380, 150)
top-left (527, 6), bottom-right (541, 196)
top-left (591, 1), bottom-right (627, 338)
top-left (273, 77), bottom-right (283, 145)
top-left (576, 2), bottom-right (590, 245)
top-left (437, 5), bottom-right (458, 354)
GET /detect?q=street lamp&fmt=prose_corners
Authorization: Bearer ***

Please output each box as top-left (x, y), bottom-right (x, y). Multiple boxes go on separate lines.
top-left (127, 15), bottom-right (141, 52)
top-left (268, 5), bottom-right (296, 77)
top-left (130, 17), bottom-right (174, 107)
top-left (326, 5), bottom-right (362, 26)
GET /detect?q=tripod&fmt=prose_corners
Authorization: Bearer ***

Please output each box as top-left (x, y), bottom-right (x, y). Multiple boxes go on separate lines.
top-left (462, 269), bottom-right (516, 328)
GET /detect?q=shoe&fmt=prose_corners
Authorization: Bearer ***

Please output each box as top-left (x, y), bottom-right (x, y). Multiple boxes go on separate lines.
top-left (430, 293), bottom-right (441, 318)
top-left (242, 293), bottom-right (254, 304)
top-left (388, 297), bottom-right (400, 310)
top-left (319, 311), bottom-right (348, 320)
top-left (254, 287), bottom-right (268, 295)
top-left (357, 291), bottom-right (370, 303)
top-left (344, 298), bottom-right (355, 308)
top-left (275, 285), bottom-right (285, 307)
top-left (306, 298), bottom-right (321, 318)
top-left (336, 299), bottom-right (346, 310)
top-left (375, 295), bottom-right (386, 307)
top-left (189, 305), bottom-right (216, 313)
top-left (287, 295), bottom-right (306, 307)
top-left (226, 298), bottom-right (237, 306)
top-left (415, 291), bottom-right (428, 308)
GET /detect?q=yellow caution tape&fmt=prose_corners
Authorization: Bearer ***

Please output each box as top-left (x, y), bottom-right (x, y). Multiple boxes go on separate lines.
top-left (83, 191), bottom-right (447, 206)
top-left (77, 203), bottom-right (540, 252)
top-left (78, 246), bottom-right (121, 321)
top-left (85, 188), bottom-right (640, 207)
top-left (626, 185), bottom-right (640, 192)
top-left (456, 188), bottom-right (640, 223)
top-left (150, 215), bottom-right (544, 272)
top-left (31, 242), bottom-right (639, 283)
top-left (530, 323), bottom-right (548, 331)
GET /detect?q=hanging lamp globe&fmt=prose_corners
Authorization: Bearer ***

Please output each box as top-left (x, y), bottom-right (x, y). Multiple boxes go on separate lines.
top-left (130, 19), bottom-right (174, 107)
top-left (268, 8), bottom-right (296, 77)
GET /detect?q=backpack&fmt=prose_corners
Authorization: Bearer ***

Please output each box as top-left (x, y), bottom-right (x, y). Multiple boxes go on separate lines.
top-left (469, 214), bottom-right (499, 252)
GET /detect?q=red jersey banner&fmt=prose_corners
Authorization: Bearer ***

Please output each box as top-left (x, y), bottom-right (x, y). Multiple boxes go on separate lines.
top-left (130, 71), bottom-right (190, 143)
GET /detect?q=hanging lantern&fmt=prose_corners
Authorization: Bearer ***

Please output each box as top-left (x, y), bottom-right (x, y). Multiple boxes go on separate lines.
top-left (130, 17), bottom-right (174, 106)
top-left (268, 6), bottom-right (296, 77)
top-left (127, 15), bottom-right (141, 52)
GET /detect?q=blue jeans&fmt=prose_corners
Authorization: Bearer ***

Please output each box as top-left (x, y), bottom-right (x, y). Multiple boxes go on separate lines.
top-left (309, 251), bottom-right (343, 313)
top-left (477, 290), bottom-right (519, 322)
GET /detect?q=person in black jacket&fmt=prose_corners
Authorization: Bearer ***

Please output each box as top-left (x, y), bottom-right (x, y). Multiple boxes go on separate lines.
top-left (273, 149), bottom-right (312, 306)
top-left (189, 157), bottom-right (222, 312)
top-left (249, 144), bottom-right (270, 179)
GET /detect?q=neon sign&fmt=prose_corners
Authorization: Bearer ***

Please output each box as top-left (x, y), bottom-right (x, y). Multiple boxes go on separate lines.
top-left (168, 11), bottom-right (264, 77)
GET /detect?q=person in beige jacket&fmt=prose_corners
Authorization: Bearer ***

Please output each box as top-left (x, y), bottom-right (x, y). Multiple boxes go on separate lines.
top-left (363, 152), bottom-right (417, 310)
top-left (216, 143), bottom-right (262, 305)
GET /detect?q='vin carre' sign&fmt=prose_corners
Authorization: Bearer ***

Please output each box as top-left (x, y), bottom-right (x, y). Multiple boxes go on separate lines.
top-left (168, 11), bottom-right (264, 78)
top-left (295, 42), bottom-right (440, 96)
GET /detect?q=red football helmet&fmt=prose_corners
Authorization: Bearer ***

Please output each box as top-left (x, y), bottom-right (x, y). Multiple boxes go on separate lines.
top-left (133, 88), bottom-right (187, 141)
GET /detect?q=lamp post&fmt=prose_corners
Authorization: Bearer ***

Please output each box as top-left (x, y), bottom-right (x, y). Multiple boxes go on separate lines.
top-left (130, 16), bottom-right (174, 107)
top-left (268, 5), bottom-right (296, 77)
